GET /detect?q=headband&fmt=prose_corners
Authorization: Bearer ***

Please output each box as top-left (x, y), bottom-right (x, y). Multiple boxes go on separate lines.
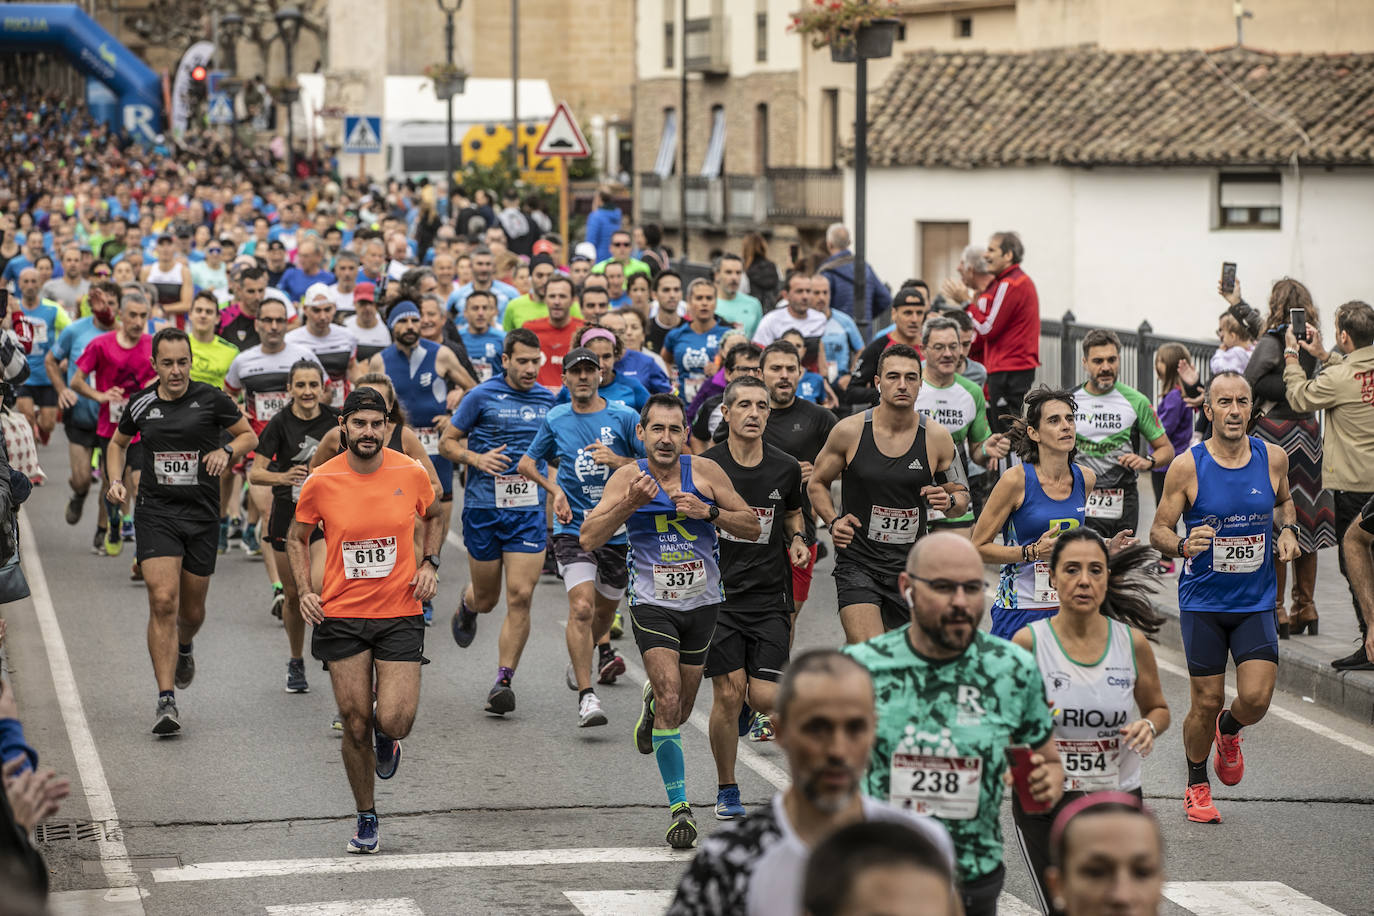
top-left (1049, 791), bottom-right (1147, 853)
top-left (580, 328), bottom-right (617, 347)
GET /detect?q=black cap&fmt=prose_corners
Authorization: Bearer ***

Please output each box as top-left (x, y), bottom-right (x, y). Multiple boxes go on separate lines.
top-left (530, 252), bottom-right (555, 270)
top-left (267, 239), bottom-right (286, 251)
top-left (893, 286), bottom-right (928, 309)
top-left (563, 347), bottom-right (600, 372)
top-left (340, 387), bottom-right (389, 417)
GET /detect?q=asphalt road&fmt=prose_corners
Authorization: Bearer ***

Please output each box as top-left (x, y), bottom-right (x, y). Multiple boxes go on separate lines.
top-left (2, 446), bottom-right (1372, 915)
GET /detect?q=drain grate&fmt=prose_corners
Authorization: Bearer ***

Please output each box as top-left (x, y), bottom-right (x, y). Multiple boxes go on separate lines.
top-left (33, 820), bottom-right (124, 844)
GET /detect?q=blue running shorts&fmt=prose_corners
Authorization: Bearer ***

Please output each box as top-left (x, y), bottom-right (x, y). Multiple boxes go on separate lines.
top-left (461, 507), bottom-right (547, 562)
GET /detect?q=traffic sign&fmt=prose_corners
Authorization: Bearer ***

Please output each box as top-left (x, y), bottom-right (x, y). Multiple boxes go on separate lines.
top-left (460, 123), bottom-right (564, 189)
top-left (207, 69), bottom-right (230, 96)
top-left (343, 116), bottom-right (383, 155)
top-left (535, 102), bottom-right (589, 158)
top-left (207, 93), bottom-right (235, 125)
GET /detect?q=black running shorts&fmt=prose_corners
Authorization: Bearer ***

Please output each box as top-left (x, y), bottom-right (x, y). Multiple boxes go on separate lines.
top-left (833, 561), bottom-right (909, 632)
top-left (630, 602), bottom-right (718, 663)
top-left (134, 513), bottom-right (219, 577)
top-left (703, 607), bottom-right (790, 682)
top-left (312, 615), bottom-right (428, 664)
top-left (267, 497), bottom-right (323, 552)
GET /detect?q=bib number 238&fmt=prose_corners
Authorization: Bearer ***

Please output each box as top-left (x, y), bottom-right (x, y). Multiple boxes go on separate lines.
top-left (889, 753), bottom-right (982, 820)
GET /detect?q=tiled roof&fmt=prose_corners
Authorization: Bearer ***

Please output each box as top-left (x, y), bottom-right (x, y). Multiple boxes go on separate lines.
top-left (865, 47), bottom-right (1374, 168)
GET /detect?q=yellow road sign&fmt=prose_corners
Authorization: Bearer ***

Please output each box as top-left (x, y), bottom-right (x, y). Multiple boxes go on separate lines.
top-left (461, 123), bottom-right (564, 189)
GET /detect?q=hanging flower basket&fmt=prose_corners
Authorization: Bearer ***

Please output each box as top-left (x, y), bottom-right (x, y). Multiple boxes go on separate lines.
top-left (423, 63), bottom-right (468, 100)
top-left (828, 18), bottom-right (900, 62)
top-left (791, 0), bottom-right (901, 56)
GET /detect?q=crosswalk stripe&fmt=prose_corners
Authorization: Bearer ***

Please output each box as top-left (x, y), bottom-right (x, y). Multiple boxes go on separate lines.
top-left (995, 893), bottom-right (1042, 915)
top-left (265, 899), bottom-right (424, 916)
top-left (1163, 881), bottom-right (1345, 915)
top-left (564, 890), bottom-right (675, 915)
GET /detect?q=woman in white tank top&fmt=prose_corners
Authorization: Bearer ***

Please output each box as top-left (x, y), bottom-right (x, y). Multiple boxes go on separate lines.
top-left (1009, 528), bottom-right (1171, 915)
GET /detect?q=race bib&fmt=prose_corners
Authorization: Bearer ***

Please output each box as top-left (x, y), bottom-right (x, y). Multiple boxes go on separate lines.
top-left (1085, 488), bottom-right (1124, 520)
top-left (682, 377), bottom-right (703, 402)
top-left (653, 560), bottom-right (706, 601)
top-left (927, 508), bottom-right (946, 522)
top-left (327, 378), bottom-right (347, 406)
top-left (415, 426), bottom-right (441, 456)
top-left (720, 507), bottom-right (774, 544)
top-left (868, 505), bottom-right (920, 544)
top-left (889, 753), bottom-right (982, 820)
top-left (1057, 737), bottom-right (1122, 792)
top-left (153, 451), bottom-right (198, 486)
top-left (254, 391), bottom-right (288, 422)
top-left (1213, 533), bottom-right (1264, 573)
top-left (30, 322), bottom-right (47, 345)
top-left (495, 473), bottom-right (537, 508)
top-left (342, 537), bottom-right (397, 579)
top-left (1033, 561), bottom-right (1059, 603)
top-left (475, 361), bottom-right (494, 382)
top-left (107, 398), bottom-right (127, 427)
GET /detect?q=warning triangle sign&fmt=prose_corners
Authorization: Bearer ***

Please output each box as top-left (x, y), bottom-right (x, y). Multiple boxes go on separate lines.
top-left (345, 117), bottom-right (381, 153)
top-left (535, 102), bottom-right (590, 158)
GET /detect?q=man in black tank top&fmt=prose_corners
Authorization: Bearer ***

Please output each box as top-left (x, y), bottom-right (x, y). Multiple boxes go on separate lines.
top-left (810, 345), bottom-right (968, 644)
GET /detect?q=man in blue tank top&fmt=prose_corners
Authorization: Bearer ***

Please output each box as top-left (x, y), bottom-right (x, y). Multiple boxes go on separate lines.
top-left (1150, 371), bottom-right (1299, 826)
top-left (582, 393), bottom-right (760, 850)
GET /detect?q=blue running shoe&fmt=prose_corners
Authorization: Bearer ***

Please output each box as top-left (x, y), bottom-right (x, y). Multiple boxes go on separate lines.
top-left (121, 515), bottom-right (135, 542)
top-left (374, 712), bottom-right (401, 780)
top-left (422, 599), bottom-right (434, 626)
top-left (714, 786), bottom-right (745, 820)
top-left (749, 712), bottom-right (775, 742)
top-left (451, 599), bottom-right (478, 647)
top-left (347, 813), bottom-right (380, 854)
top-left (242, 521), bottom-right (261, 556)
top-left (737, 701), bottom-right (754, 738)
top-left (218, 518), bottom-right (228, 555)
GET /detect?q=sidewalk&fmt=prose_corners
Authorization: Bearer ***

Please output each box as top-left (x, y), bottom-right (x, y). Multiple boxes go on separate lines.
top-left (1139, 484), bottom-right (1374, 726)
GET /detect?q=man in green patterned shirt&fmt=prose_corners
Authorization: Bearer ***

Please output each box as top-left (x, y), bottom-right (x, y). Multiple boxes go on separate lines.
top-left (844, 532), bottom-right (1061, 916)
top-left (1073, 328), bottom-right (1174, 539)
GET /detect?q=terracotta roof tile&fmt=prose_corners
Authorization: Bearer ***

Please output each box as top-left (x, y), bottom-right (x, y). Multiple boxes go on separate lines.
top-left (865, 47), bottom-right (1374, 167)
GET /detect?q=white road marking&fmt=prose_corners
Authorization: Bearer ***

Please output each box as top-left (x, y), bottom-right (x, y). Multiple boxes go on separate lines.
top-left (48, 887), bottom-right (148, 915)
top-left (564, 890), bottom-right (675, 915)
top-left (995, 894), bottom-right (1042, 916)
top-left (1154, 657), bottom-right (1374, 758)
top-left (150, 846), bottom-right (690, 883)
top-left (1163, 881), bottom-right (1345, 915)
top-left (17, 509), bottom-right (142, 895)
top-left (265, 899), bottom-right (424, 916)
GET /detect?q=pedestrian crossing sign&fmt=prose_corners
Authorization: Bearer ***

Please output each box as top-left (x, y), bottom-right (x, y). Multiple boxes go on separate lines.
top-left (343, 116), bottom-right (383, 155)
top-left (207, 93), bottom-right (234, 126)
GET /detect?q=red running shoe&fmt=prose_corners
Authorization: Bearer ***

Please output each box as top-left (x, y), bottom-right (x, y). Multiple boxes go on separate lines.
top-left (1212, 709), bottom-right (1245, 786)
top-left (1184, 783), bottom-right (1221, 823)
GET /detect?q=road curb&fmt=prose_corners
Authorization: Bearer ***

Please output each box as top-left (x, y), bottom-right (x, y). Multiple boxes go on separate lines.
top-left (1150, 598), bottom-right (1374, 727)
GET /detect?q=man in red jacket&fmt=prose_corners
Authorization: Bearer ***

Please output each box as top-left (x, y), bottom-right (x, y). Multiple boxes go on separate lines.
top-left (968, 231), bottom-right (1039, 432)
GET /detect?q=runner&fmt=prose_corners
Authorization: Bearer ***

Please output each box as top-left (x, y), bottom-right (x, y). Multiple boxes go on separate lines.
top-left (515, 347), bottom-right (642, 725)
top-left (441, 328), bottom-right (555, 715)
top-left (250, 359), bottom-right (340, 694)
top-left (599, 308), bottom-right (673, 396)
top-left (581, 393), bottom-right (760, 848)
top-left (71, 289), bottom-right (156, 557)
top-left (286, 283), bottom-right (360, 405)
top-left (1149, 370), bottom-right (1299, 824)
top-left (105, 327), bottom-right (257, 735)
top-left (1046, 794), bottom-right (1166, 916)
top-left (701, 376), bottom-right (808, 818)
top-left (646, 270), bottom-right (684, 354)
top-left (367, 300), bottom-right (473, 620)
top-left (524, 275), bottom-right (585, 391)
top-left (973, 386), bottom-right (1127, 640)
top-left (1009, 528), bottom-right (1171, 911)
top-left (842, 286), bottom-right (926, 409)
top-left (844, 532), bottom-right (1063, 916)
top-left (289, 387), bottom-right (442, 854)
top-left (13, 266), bottom-right (69, 444)
top-left (1072, 329), bottom-right (1174, 539)
top-left (915, 315), bottom-right (1009, 535)
top-left (661, 279), bottom-right (728, 403)
top-left (809, 344), bottom-right (967, 644)
top-left (185, 291), bottom-right (243, 554)
top-left (139, 233), bottom-right (192, 326)
top-left (555, 325), bottom-right (650, 412)
top-left (341, 283), bottom-right (391, 362)
top-left (687, 343), bottom-right (762, 451)
top-left (46, 280), bottom-right (119, 537)
top-left (457, 289), bottom-right (505, 383)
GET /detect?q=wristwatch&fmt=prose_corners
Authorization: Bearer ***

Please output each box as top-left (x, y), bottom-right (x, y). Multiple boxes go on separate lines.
top-left (707, 505), bottom-right (721, 523)
top-left (221, 444), bottom-right (234, 458)
top-left (791, 531), bottom-right (812, 546)
top-left (422, 554), bottom-right (442, 570)
top-left (1280, 524), bottom-right (1300, 539)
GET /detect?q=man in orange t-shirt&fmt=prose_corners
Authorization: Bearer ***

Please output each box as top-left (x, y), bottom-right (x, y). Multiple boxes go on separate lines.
top-left (525, 274), bottom-right (585, 391)
top-left (289, 387), bottom-right (442, 855)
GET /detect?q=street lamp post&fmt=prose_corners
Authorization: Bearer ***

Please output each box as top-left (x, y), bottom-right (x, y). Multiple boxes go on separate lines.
top-left (217, 12), bottom-right (245, 149)
top-left (274, 5), bottom-right (304, 177)
top-left (437, 0), bottom-right (463, 194)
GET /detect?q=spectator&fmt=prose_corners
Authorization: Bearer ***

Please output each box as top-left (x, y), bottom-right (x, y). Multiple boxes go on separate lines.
top-left (667, 649), bottom-right (954, 916)
top-left (497, 188), bottom-right (534, 258)
top-left (968, 231), bottom-right (1040, 433)
top-left (819, 222), bottom-right (891, 323)
top-left (636, 222), bottom-right (670, 278)
top-left (939, 244), bottom-right (994, 314)
top-left (1210, 298), bottom-right (1260, 374)
top-left (943, 307), bottom-right (987, 387)
top-left (414, 186), bottom-right (444, 263)
top-left (741, 232), bottom-right (780, 312)
top-left (584, 184), bottom-right (623, 263)
top-left (1284, 300), bottom-right (1374, 670)
top-left (1244, 279), bottom-right (1335, 637)
top-left (1151, 342), bottom-right (1197, 573)
top-left (714, 254), bottom-right (763, 338)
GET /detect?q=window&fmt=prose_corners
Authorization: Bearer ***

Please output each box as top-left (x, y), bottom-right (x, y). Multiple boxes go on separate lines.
top-left (756, 12), bottom-right (768, 63)
top-left (701, 105), bottom-right (726, 177)
top-left (755, 103), bottom-right (769, 172)
top-left (955, 16), bottom-right (973, 38)
top-left (896, 23), bottom-right (907, 41)
top-left (664, 23), bottom-right (675, 69)
top-left (1218, 173), bottom-right (1281, 228)
top-left (654, 109), bottom-right (678, 177)
top-left (821, 89), bottom-right (839, 170)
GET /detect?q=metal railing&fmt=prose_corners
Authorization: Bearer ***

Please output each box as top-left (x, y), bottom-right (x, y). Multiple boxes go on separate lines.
top-left (637, 169), bottom-right (842, 229)
top-left (764, 167), bottom-right (843, 223)
top-left (1035, 311), bottom-right (1219, 400)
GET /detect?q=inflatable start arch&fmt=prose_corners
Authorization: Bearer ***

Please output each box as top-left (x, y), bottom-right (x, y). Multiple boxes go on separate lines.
top-left (0, 4), bottom-right (163, 142)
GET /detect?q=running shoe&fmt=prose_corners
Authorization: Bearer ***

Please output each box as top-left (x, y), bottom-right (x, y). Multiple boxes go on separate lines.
top-left (92, 527), bottom-right (105, 554)
top-left (714, 786), bottom-right (745, 820)
top-left (1212, 710), bottom-right (1245, 786)
top-left (749, 713), bottom-right (775, 743)
top-left (121, 516), bottom-right (135, 542)
top-left (1332, 646), bottom-right (1374, 671)
top-left (174, 649), bottom-right (196, 690)
top-left (422, 600), bottom-right (434, 627)
top-left (241, 522), bottom-right (261, 557)
top-left (104, 524), bottom-right (123, 557)
top-left (152, 696), bottom-right (180, 736)
top-left (597, 651), bottom-right (625, 685)
top-left (218, 518), bottom-right (228, 555)
top-left (270, 587), bottom-right (285, 620)
top-left (566, 664), bottom-right (579, 691)
top-left (451, 601), bottom-right (478, 647)
top-left (331, 715), bottom-right (343, 736)
top-left (227, 517), bottom-right (244, 541)
top-left (634, 680), bottom-right (655, 755)
top-left (347, 812), bottom-right (380, 854)
top-left (1184, 783), bottom-right (1221, 824)
top-left (286, 659), bottom-right (309, 694)
top-left (738, 702), bottom-right (754, 738)
top-left (130, 561), bottom-right (142, 581)
top-left (485, 682), bottom-right (516, 716)
top-left (578, 692), bottom-right (608, 728)
top-left (64, 492), bottom-right (85, 525)
top-left (609, 612), bottom-right (624, 639)
top-left (666, 803), bottom-right (698, 849)
top-left (375, 728), bottom-right (401, 780)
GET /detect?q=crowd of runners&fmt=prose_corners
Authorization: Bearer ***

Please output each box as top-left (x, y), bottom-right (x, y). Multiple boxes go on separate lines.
top-left (4, 88), bottom-right (1373, 916)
